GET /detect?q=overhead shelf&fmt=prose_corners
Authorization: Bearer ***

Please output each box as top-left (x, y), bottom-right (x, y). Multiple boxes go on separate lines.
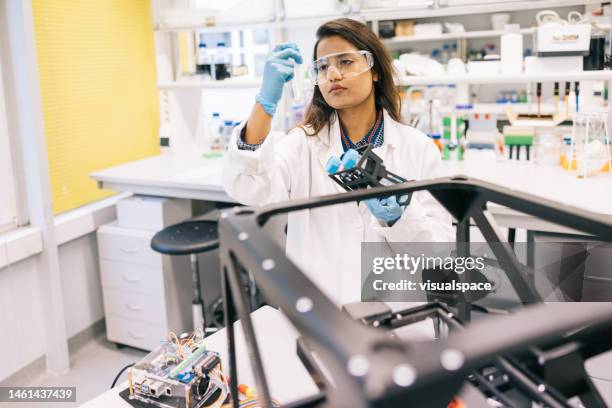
top-left (397, 71), bottom-right (612, 86)
top-left (382, 27), bottom-right (535, 46)
top-left (361, 0), bottom-right (602, 21)
top-left (383, 24), bottom-right (609, 47)
top-left (158, 78), bottom-right (262, 89)
top-left (155, 20), bottom-right (276, 33)
top-left (154, 0), bottom-right (601, 33)
top-left (154, 14), bottom-right (345, 33)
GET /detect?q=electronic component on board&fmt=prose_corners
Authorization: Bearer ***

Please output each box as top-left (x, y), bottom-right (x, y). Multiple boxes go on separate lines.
top-left (125, 330), bottom-right (227, 408)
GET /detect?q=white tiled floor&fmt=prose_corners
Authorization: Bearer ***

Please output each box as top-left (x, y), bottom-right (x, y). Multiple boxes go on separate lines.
top-left (0, 335), bottom-right (146, 408)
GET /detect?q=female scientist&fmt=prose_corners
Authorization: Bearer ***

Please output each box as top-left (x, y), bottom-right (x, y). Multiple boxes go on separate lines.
top-left (222, 18), bottom-right (453, 304)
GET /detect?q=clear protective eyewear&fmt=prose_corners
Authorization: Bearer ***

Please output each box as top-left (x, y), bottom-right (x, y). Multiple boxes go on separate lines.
top-left (309, 50), bottom-right (374, 85)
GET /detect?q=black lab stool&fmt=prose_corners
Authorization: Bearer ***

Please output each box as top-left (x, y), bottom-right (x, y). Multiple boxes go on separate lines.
top-left (151, 220), bottom-right (218, 334)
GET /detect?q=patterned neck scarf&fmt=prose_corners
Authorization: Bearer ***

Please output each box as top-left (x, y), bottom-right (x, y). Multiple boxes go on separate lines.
top-left (339, 109), bottom-right (384, 152)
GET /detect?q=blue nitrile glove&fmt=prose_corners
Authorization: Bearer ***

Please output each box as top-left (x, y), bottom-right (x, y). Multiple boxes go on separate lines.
top-left (326, 149), bottom-right (359, 174)
top-left (341, 149), bottom-right (360, 170)
top-left (326, 155), bottom-right (341, 174)
top-left (256, 43), bottom-right (303, 116)
top-left (364, 196), bottom-right (404, 224)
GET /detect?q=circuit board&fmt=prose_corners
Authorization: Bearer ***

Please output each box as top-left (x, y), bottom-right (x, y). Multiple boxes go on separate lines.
top-left (127, 330), bottom-right (228, 408)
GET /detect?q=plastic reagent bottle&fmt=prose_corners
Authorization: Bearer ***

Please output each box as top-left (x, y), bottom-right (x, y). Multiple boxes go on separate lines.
top-left (215, 42), bottom-right (231, 81)
top-left (196, 36), bottom-right (211, 78)
top-left (209, 113), bottom-right (222, 151)
top-left (501, 24), bottom-right (523, 74)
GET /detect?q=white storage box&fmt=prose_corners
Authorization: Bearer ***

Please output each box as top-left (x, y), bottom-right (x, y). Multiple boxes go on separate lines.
top-left (116, 196), bottom-right (191, 231)
top-left (524, 56), bottom-right (583, 74)
top-left (537, 23), bottom-right (591, 56)
top-left (414, 23), bottom-right (443, 37)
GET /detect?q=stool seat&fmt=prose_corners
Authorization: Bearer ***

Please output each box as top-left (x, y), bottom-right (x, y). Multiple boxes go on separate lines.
top-left (151, 220), bottom-right (219, 255)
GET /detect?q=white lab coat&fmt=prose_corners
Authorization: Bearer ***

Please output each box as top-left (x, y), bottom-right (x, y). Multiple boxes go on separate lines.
top-left (222, 109), bottom-right (453, 305)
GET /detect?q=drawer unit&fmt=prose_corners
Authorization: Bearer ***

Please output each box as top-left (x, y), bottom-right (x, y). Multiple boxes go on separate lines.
top-left (97, 220), bottom-right (192, 351)
top-left (100, 259), bottom-right (165, 296)
top-left (116, 196), bottom-right (190, 231)
top-left (98, 224), bottom-right (162, 267)
top-left (106, 315), bottom-right (167, 351)
top-left (103, 288), bottom-right (167, 325)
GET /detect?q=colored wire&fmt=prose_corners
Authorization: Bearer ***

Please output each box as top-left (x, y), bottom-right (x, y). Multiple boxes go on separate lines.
top-left (238, 397), bottom-right (280, 408)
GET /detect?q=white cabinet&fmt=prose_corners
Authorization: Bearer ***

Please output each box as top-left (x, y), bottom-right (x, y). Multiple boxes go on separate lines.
top-left (116, 196), bottom-right (191, 231)
top-left (97, 226), bottom-right (163, 268)
top-left (99, 260), bottom-right (165, 296)
top-left (102, 288), bottom-right (168, 325)
top-left (97, 222), bottom-right (192, 350)
top-left (105, 316), bottom-right (168, 352)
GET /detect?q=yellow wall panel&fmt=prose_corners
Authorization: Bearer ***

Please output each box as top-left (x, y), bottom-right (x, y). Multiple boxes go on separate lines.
top-left (32, 0), bottom-right (160, 214)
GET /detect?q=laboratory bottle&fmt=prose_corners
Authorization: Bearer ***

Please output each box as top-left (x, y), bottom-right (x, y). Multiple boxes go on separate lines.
top-left (431, 133), bottom-right (444, 152)
top-left (208, 47), bottom-right (217, 80)
top-left (560, 137), bottom-right (575, 170)
top-left (209, 113), bottom-right (222, 152)
top-left (442, 142), bottom-right (451, 160)
top-left (221, 120), bottom-right (234, 150)
top-left (417, 92), bottom-right (444, 137)
top-left (451, 43), bottom-right (458, 59)
top-left (430, 49), bottom-right (441, 63)
top-left (441, 43), bottom-right (450, 64)
top-left (196, 42), bottom-right (212, 78)
top-left (501, 24), bottom-right (523, 74)
top-left (457, 138), bottom-right (465, 161)
top-left (215, 42), bottom-right (231, 81)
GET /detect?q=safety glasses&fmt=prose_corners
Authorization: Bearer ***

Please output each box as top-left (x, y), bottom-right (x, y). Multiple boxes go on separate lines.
top-left (309, 50), bottom-right (374, 85)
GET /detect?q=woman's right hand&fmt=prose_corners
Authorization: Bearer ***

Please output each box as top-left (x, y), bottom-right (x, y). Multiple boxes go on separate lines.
top-left (255, 43), bottom-right (303, 117)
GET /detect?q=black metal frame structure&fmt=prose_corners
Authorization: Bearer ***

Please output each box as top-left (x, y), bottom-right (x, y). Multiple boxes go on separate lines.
top-left (218, 176), bottom-right (612, 408)
top-left (340, 301), bottom-right (612, 408)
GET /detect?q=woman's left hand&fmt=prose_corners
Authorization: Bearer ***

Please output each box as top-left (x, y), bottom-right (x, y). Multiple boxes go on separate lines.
top-left (364, 196), bottom-right (403, 224)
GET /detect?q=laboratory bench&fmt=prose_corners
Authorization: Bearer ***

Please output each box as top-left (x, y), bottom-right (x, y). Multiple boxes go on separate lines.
top-left (91, 154), bottom-right (231, 203)
top-left (90, 152), bottom-right (612, 235)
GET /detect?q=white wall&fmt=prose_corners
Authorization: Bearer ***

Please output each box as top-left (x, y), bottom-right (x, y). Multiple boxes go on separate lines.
top-left (0, 256), bottom-right (45, 382)
top-left (58, 234), bottom-right (104, 338)
top-left (0, 43), bottom-right (19, 232)
top-left (0, 232), bottom-right (105, 382)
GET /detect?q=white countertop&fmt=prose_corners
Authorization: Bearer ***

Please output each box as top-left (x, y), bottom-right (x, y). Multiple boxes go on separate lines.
top-left (90, 153), bottom-right (230, 202)
top-left (440, 157), bottom-right (612, 215)
top-left (90, 152), bottom-right (612, 233)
